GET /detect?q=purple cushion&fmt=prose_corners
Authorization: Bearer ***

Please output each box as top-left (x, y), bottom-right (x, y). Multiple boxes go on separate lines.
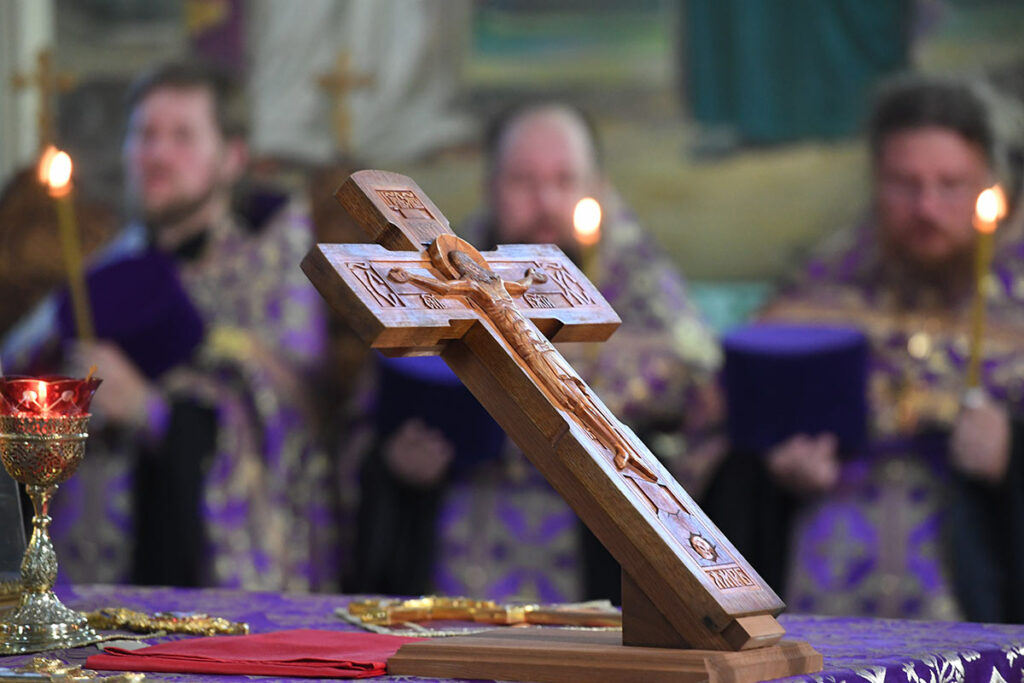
top-left (723, 323), bottom-right (868, 454)
top-left (57, 249), bottom-right (205, 380)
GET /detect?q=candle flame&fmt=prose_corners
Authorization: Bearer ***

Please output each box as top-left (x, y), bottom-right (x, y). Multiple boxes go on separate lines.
top-left (37, 145), bottom-right (58, 185)
top-left (42, 148), bottom-right (73, 197)
top-left (974, 185), bottom-right (1006, 234)
top-left (573, 197), bottom-right (602, 246)
top-left (38, 381), bottom-right (47, 407)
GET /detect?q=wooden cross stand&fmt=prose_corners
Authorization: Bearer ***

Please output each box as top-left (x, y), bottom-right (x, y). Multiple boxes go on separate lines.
top-left (303, 170), bottom-right (823, 683)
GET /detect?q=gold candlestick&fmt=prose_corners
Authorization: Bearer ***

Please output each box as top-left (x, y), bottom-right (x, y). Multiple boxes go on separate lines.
top-left (966, 185), bottom-right (1006, 390)
top-left (40, 148), bottom-right (94, 342)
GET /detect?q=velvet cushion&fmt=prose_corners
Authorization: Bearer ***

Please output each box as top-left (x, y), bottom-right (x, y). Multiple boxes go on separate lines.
top-left (56, 249), bottom-right (204, 380)
top-left (723, 323), bottom-right (868, 454)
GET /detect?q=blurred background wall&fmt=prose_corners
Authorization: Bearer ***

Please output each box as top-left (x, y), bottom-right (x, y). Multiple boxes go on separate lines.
top-left (2, 0), bottom-right (1023, 333)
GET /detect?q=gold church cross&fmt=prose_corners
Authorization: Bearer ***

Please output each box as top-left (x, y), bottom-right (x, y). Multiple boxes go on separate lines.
top-left (11, 48), bottom-right (75, 153)
top-left (304, 171), bottom-right (820, 681)
top-left (316, 51), bottom-right (374, 156)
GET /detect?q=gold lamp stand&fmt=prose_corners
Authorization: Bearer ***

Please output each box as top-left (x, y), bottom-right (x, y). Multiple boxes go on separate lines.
top-left (0, 414), bottom-right (102, 653)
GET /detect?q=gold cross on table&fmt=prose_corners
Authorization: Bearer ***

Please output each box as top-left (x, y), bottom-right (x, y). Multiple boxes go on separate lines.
top-left (11, 48), bottom-right (75, 153)
top-left (316, 50), bottom-right (374, 157)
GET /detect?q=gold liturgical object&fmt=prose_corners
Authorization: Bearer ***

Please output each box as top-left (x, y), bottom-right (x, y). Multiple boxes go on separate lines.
top-left (0, 379), bottom-right (103, 654)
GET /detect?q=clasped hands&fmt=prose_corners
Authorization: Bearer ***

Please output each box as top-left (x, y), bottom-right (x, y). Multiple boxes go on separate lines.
top-left (767, 391), bottom-right (1010, 495)
top-left (383, 418), bottom-right (455, 488)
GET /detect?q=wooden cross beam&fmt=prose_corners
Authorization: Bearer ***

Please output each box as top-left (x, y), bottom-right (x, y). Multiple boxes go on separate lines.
top-left (315, 51), bottom-right (374, 157)
top-left (304, 172), bottom-right (812, 679)
top-left (10, 48), bottom-right (75, 154)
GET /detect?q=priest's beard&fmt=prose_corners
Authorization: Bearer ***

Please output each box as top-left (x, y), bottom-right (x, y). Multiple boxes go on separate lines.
top-left (492, 215), bottom-right (584, 265)
top-left (880, 231), bottom-right (975, 304)
top-left (527, 217), bottom-right (584, 266)
top-left (131, 182), bottom-right (221, 238)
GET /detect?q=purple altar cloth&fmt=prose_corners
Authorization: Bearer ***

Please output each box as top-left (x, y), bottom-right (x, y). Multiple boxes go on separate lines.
top-left (2, 585), bottom-right (1022, 682)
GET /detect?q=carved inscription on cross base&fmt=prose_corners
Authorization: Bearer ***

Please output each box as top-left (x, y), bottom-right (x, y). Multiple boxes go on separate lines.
top-left (302, 170), bottom-right (786, 652)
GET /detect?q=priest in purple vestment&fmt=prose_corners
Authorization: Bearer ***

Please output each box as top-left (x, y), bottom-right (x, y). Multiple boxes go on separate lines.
top-left (702, 77), bottom-right (1024, 623)
top-left (2, 62), bottom-right (336, 592)
top-left (348, 103), bottom-right (722, 603)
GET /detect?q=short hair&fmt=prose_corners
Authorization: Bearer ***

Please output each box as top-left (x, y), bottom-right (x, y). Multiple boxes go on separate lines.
top-left (125, 61), bottom-right (248, 140)
top-left (868, 77), bottom-right (993, 164)
top-left (485, 101), bottom-right (603, 174)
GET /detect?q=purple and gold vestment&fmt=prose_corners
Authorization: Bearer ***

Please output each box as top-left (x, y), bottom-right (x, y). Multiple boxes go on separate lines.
top-left (4, 196), bottom-right (338, 592)
top-left (708, 215), bottom-right (1024, 621)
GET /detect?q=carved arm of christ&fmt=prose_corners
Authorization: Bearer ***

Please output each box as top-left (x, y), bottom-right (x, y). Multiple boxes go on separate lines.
top-left (388, 244), bottom-right (658, 482)
top-left (302, 170), bottom-right (786, 651)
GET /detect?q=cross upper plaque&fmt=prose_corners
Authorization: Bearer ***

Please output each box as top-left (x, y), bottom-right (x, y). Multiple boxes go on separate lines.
top-left (304, 171), bottom-right (803, 668)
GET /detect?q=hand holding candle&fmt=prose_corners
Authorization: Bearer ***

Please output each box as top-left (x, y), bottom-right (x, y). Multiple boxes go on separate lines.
top-left (67, 341), bottom-right (154, 428)
top-left (966, 184), bottom-right (1007, 390)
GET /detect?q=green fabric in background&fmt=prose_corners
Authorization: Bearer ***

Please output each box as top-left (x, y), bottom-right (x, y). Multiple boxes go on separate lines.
top-left (687, 0), bottom-right (911, 143)
top-left (690, 280), bottom-right (774, 333)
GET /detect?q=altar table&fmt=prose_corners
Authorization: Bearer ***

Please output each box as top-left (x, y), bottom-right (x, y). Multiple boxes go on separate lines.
top-left (1, 585), bottom-right (1022, 682)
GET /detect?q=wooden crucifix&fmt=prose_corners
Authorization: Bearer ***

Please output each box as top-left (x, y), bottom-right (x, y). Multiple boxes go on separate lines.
top-left (303, 171), bottom-right (821, 682)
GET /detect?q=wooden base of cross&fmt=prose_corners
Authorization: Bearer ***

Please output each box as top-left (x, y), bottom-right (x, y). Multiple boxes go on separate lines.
top-left (302, 170), bottom-right (823, 681)
top-left (388, 628), bottom-right (821, 683)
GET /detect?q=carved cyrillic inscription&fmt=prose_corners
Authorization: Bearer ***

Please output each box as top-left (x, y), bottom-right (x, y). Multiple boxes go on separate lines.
top-left (422, 293), bottom-right (445, 309)
top-left (376, 189), bottom-right (434, 221)
top-left (349, 262), bottom-right (403, 308)
top-left (704, 565), bottom-right (756, 591)
top-left (524, 292), bottom-right (555, 309)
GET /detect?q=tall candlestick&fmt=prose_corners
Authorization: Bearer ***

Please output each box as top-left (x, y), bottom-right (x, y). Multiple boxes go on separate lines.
top-left (41, 148), bottom-right (94, 342)
top-left (573, 197), bottom-right (602, 280)
top-left (966, 185), bottom-right (1006, 389)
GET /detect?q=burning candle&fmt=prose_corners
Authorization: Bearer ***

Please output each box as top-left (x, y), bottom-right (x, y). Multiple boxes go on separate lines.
top-left (966, 184), bottom-right (1007, 389)
top-left (573, 196), bottom-right (602, 279)
top-left (40, 146), bottom-right (94, 342)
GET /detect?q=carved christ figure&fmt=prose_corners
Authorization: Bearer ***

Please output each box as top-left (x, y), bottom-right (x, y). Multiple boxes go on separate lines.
top-left (388, 236), bottom-right (658, 482)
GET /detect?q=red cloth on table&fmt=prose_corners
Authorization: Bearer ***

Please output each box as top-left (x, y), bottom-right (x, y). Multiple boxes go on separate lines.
top-left (85, 629), bottom-right (424, 678)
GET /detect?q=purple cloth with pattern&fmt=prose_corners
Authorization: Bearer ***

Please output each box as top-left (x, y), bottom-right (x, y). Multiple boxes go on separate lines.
top-left (2, 585), bottom-right (1022, 682)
